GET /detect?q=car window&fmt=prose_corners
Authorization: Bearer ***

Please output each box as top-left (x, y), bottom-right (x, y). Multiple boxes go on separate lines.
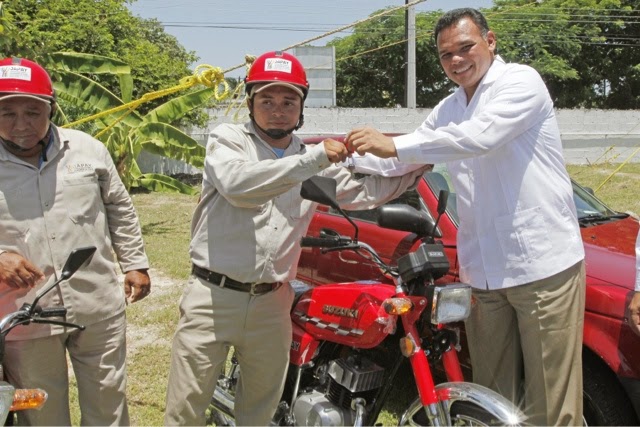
top-left (572, 180), bottom-right (618, 218)
top-left (428, 165), bottom-right (619, 224)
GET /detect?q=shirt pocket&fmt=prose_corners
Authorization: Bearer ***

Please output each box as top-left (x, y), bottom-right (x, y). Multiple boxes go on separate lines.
top-left (63, 176), bottom-right (100, 224)
top-left (282, 184), bottom-right (308, 220)
top-left (494, 206), bottom-right (552, 266)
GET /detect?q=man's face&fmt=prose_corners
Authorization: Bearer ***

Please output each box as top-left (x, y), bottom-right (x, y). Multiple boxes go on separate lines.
top-left (0, 97), bottom-right (51, 157)
top-left (437, 17), bottom-right (496, 101)
top-left (250, 84), bottom-right (302, 137)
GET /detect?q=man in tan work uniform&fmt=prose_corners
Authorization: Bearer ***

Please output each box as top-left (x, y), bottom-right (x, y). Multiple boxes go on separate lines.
top-left (0, 57), bottom-right (151, 426)
top-left (163, 50), bottom-right (430, 426)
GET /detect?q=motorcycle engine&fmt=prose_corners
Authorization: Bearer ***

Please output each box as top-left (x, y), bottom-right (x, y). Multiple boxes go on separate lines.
top-left (292, 356), bottom-right (385, 426)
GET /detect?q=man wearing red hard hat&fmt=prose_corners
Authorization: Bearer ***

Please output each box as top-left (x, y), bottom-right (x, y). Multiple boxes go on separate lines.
top-left (163, 51), bottom-right (430, 426)
top-left (0, 57), bottom-right (151, 425)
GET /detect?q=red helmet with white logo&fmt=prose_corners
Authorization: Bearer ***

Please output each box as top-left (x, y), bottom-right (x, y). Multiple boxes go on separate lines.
top-left (245, 51), bottom-right (309, 99)
top-left (0, 57), bottom-right (55, 103)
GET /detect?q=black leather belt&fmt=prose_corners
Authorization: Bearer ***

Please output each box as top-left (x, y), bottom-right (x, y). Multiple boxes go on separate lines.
top-left (192, 264), bottom-right (282, 296)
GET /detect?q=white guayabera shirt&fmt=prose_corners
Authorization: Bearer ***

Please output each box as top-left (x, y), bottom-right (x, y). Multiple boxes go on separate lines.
top-left (349, 56), bottom-right (584, 290)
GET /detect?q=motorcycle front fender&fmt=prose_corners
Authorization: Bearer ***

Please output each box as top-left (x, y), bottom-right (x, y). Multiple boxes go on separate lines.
top-left (399, 381), bottom-right (526, 426)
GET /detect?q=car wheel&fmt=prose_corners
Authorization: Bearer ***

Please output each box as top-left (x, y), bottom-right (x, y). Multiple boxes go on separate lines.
top-left (583, 349), bottom-right (639, 426)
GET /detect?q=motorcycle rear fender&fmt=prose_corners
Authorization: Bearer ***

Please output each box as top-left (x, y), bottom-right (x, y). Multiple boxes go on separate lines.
top-left (399, 381), bottom-right (526, 426)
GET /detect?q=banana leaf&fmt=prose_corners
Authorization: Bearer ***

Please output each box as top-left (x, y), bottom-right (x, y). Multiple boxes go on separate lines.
top-left (136, 122), bottom-right (205, 168)
top-left (54, 72), bottom-right (142, 129)
top-left (142, 87), bottom-right (215, 124)
top-left (50, 52), bottom-right (133, 102)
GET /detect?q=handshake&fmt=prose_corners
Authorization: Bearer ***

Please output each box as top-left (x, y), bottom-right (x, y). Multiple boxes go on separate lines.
top-left (321, 127), bottom-right (398, 163)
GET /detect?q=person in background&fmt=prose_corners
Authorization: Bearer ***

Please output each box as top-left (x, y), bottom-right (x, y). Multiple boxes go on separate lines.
top-left (163, 50), bottom-right (429, 426)
top-left (344, 8), bottom-right (585, 426)
top-left (0, 57), bottom-right (151, 426)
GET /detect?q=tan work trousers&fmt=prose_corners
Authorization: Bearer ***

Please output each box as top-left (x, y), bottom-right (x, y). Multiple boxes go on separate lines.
top-left (3, 312), bottom-right (129, 426)
top-left (465, 260), bottom-right (586, 426)
top-left (164, 275), bottom-right (295, 426)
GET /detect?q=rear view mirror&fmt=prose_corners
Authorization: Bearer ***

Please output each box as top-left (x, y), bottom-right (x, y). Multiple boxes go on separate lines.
top-left (301, 176), bottom-right (360, 242)
top-left (377, 205), bottom-right (440, 238)
top-left (300, 176), bottom-right (338, 209)
top-left (31, 246), bottom-right (97, 314)
top-left (60, 246), bottom-right (97, 280)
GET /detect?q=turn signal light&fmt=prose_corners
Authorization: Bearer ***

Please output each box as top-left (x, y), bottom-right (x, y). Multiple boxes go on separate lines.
top-left (382, 298), bottom-right (413, 315)
top-left (10, 388), bottom-right (48, 411)
top-left (399, 336), bottom-right (418, 357)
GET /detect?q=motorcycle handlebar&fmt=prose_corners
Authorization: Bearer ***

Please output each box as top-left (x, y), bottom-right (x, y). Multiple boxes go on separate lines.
top-left (300, 236), bottom-right (352, 248)
top-left (37, 307), bottom-right (67, 318)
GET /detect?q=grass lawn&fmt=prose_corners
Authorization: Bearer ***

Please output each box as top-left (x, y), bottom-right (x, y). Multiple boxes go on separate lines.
top-left (67, 163), bottom-right (638, 425)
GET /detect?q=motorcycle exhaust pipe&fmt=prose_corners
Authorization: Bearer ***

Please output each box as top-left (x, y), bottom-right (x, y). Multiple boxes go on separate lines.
top-left (211, 387), bottom-right (235, 426)
top-left (351, 398), bottom-right (366, 427)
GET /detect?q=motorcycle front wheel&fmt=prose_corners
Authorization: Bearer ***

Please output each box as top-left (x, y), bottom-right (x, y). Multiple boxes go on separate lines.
top-left (399, 382), bottom-right (524, 426)
top-left (407, 401), bottom-right (504, 426)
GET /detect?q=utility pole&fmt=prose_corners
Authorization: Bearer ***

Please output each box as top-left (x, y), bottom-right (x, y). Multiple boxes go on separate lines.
top-left (405, 0), bottom-right (417, 108)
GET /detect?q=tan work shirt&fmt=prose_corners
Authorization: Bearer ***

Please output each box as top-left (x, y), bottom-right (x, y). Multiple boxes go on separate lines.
top-left (0, 126), bottom-right (149, 340)
top-left (190, 122), bottom-right (426, 284)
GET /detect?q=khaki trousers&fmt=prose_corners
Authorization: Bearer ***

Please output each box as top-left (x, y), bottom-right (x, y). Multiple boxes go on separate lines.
top-left (164, 275), bottom-right (295, 426)
top-left (465, 261), bottom-right (586, 426)
top-left (3, 312), bottom-right (129, 426)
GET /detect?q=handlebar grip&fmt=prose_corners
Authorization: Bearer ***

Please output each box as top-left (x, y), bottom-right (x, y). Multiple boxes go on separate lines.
top-left (38, 307), bottom-right (67, 318)
top-left (300, 236), bottom-right (346, 248)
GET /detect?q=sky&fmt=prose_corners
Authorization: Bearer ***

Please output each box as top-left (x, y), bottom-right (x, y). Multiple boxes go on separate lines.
top-left (128, 0), bottom-right (494, 79)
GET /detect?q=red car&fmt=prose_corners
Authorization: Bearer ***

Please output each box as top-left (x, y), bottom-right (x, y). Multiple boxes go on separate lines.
top-left (297, 137), bottom-right (640, 426)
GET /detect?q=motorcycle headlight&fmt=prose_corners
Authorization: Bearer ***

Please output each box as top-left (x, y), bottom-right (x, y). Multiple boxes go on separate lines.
top-left (429, 283), bottom-right (472, 324)
top-left (0, 381), bottom-right (16, 425)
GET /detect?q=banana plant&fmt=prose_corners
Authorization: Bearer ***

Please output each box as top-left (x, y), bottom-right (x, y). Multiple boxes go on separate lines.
top-left (49, 52), bottom-right (214, 195)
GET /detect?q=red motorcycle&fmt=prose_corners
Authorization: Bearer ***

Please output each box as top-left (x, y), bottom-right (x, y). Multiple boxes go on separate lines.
top-left (209, 177), bottom-right (524, 426)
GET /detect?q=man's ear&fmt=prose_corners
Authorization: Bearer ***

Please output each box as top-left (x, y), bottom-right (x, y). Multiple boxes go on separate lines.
top-left (49, 102), bottom-right (57, 120)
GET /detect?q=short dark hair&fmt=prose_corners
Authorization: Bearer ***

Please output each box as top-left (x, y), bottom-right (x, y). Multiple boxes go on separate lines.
top-left (434, 8), bottom-right (490, 44)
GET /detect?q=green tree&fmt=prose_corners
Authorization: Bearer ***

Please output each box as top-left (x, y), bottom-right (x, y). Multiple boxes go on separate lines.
top-left (332, 1), bottom-right (640, 109)
top-left (491, 0), bottom-right (639, 109)
top-left (1, 0), bottom-right (216, 126)
top-left (330, 8), bottom-right (448, 108)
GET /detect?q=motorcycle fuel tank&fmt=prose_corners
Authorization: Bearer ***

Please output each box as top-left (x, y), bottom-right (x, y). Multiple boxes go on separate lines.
top-left (291, 282), bottom-right (397, 349)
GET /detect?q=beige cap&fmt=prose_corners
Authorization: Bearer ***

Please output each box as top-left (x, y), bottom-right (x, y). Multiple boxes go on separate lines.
top-left (250, 82), bottom-right (305, 99)
top-left (0, 93), bottom-right (53, 104)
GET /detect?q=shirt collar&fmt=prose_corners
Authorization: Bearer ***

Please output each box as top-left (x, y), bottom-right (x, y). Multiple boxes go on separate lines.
top-left (244, 121), bottom-right (305, 154)
top-left (453, 55), bottom-right (506, 106)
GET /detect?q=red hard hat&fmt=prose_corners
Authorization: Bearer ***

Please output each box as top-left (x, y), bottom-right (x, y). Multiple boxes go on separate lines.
top-left (245, 51), bottom-right (309, 99)
top-left (0, 57), bottom-right (55, 103)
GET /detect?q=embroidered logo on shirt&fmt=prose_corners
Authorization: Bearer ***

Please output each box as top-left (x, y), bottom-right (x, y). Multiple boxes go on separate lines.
top-left (66, 163), bottom-right (93, 174)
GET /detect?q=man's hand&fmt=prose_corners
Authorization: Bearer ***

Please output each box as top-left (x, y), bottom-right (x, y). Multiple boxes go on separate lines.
top-left (124, 269), bottom-right (151, 304)
top-left (627, 292), bottom-right (640, 336)
top-left (346, 127), bottom-right (398, 159)
top-left (0, 252), bottom-right (44, 289)
top-left (322, 138), bottom-right (349, 163)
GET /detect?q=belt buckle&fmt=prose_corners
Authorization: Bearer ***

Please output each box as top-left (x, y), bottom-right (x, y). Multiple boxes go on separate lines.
top-left (249, 283), bottom-right (263, 296)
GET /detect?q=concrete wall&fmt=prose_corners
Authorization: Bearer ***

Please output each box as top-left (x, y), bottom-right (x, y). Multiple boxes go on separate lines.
top-left (137, 108), bottom-right (640, 175)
